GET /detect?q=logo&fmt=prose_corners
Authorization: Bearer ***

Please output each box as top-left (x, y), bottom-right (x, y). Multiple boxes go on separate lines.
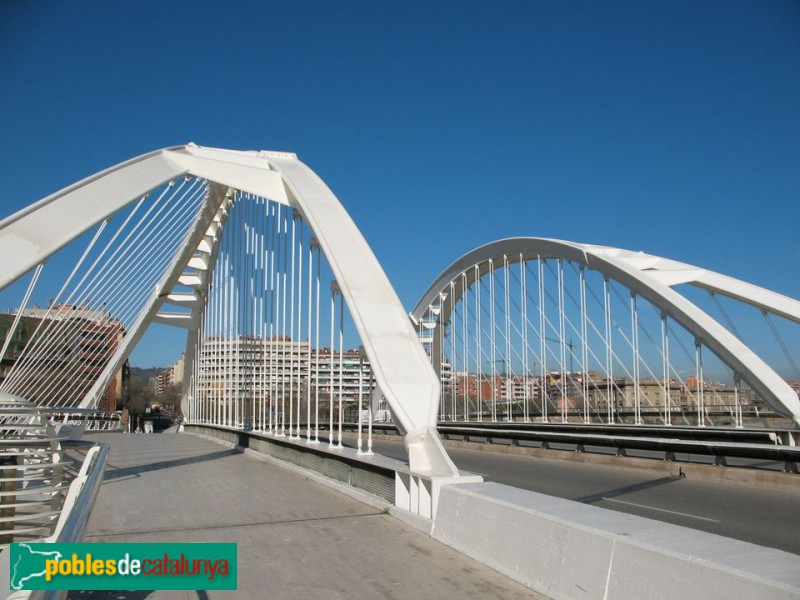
top-left (10, 543), bottom-right (237, 591)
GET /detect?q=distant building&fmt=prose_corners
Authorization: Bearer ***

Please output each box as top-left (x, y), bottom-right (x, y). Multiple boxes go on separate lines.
top-left (583, 375), bottom-right (757, 417)
top-left (312, 346), bottom-right (372, 403)
top-left (443, 367), bottom-right (764, 421)
top-left (193, 337), bottom-right (374, 420)
top-left (447, 371), bottom-right (541, 419)
top-left (156, 353), bottom-right (185, 395)
top-left (0, 305), bottom-right (128, 411)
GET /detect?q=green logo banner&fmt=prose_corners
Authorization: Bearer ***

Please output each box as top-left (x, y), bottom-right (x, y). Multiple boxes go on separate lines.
top-left (9, 543), bottom-right (237, 590)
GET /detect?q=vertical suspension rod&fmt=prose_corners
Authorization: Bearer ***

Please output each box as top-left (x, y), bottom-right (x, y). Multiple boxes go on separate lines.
top-left (661, 312), bottom-right (671, 426)
top-left (580, 266), bottom-right (589, 423)
top-left (695, 340), bottom-right (705, 427)
top-left (450, 281), bottom-right (457, 422)
top-left (306, 235), bottom-right (313, 440)
top-left (475, 264), bottom-right (483, 422)
top-left (631, 292), bottom-right (641, 425)
top-left (538, 258), bottom-right (547, 422)
top-left (313, 240), bottom-right (321, 443)
top-left (328, 283), bottom-right (336, 445)
top-left (504, 255), bottom-right (512, 421)
top-left (489, 259), bottom-right (497, 422)
top-left (604, 277), bottom-right (613, 424)
top-left (296, 215), bottom-right (304, 438)
top-left (462, 272), bottom-right (469, 422)
top-left (521, 255), bottom-right (530, 422)
top-left (557, 259), bottom-right (566, 423)
top-left (337, 284), bottom-right (344, 447)
top-left (288, 211), bottom-right (297, 438)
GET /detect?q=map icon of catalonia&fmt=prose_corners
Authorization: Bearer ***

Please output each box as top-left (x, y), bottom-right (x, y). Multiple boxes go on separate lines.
top-left (10, 544), bottom-right (63, 590)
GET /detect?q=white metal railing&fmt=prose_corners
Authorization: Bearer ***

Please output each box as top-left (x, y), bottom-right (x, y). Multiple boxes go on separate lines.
top-left (40, 409), bottom-right (120, 432)
top-left (46, 440), bottom-right (109, 543)
top-left (0, 439), bottom-right (108, 600)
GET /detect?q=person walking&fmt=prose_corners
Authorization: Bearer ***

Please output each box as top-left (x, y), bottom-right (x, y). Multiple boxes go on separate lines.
top-left (120, 406), bottom-right (130, 433)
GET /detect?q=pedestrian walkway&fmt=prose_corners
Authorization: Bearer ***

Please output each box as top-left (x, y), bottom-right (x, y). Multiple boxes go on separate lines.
top-left (69, 431), bottom-right (546, 600)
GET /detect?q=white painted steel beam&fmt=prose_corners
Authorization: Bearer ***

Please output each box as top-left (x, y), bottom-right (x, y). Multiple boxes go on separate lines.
top-left (0, 145), bottom-right (289, 292)
top-left (0, 144), bottom-right (458, 476)
top-left (587, 245), bottom-right (800, 324)
top-left (80, 183), bottom-right (230, 408)
top-left (152, 313), bottom-right (197, 329)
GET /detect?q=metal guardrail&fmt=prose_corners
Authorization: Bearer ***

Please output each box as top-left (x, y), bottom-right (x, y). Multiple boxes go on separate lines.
top-left (42, 409), bottom-right (120, 431)
top-left (335, 421), bottom-right (788, 443)
top-left (50, 440), bottom-right (109, 543)
top-left (0, 439), bottom-right (108, 600)
top-left (34, 440), bottom-right (109, 600)
top-left (331, 422), bottom-right (800, 473)
top-left (0, 438), bottom-right (109, 545)
top-left (436, 421), bottom-right (788, 444)
top-left (435, 426), bottom-right (800, 472)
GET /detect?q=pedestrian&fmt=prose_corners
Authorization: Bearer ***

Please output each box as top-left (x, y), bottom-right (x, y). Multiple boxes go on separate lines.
top-left (120, 406), bottom-right (130, 433)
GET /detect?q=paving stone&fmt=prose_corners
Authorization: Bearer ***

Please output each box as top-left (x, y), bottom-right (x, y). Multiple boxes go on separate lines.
top-left (69, 431), bottom-right (546, 600)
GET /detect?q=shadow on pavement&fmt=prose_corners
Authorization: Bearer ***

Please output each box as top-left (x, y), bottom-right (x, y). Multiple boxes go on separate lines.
top-left (103, 449), bottom-right (240, 482)
top-left (574, 474), bottom-right (683, 504)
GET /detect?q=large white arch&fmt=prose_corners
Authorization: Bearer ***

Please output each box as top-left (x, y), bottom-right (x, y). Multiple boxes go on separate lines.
top-left (410, 237), bottom-right (800, 427)
top-left (0, 144), bottom-right (457, 476)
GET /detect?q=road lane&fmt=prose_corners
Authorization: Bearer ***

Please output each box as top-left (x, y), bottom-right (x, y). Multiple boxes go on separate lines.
top-left (342, 435), bottom-right (800, 555)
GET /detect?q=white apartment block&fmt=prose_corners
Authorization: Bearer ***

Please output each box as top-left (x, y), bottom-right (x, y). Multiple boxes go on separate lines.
top-left (194, 336), bottom-right (373, 406)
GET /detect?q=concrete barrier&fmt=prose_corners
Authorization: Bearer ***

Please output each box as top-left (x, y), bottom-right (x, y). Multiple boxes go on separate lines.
top-left (184, 424), bottom-right (481, 519)
top-left (188, 424), bottom-right (800, 599)
top-left (432, 482), bottom-right (800, 600)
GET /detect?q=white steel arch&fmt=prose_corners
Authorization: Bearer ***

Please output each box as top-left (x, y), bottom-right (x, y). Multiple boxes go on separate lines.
top-left (411, 237), bottom-right (800, 427)
top-left (0, 144), bottom-right (457, 476)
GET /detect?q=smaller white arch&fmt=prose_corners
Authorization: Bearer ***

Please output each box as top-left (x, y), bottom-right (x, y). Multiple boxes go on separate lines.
top-left (411, 237), bottom-right (800, 427)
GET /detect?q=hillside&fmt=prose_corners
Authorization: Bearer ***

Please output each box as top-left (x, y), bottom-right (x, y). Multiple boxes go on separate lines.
top-left (130, 366), bottom-right (162, 386)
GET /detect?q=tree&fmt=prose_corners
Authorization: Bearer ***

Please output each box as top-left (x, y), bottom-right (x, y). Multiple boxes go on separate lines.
top-left (126, 377), bottom-right (154, 415)
top-left (156, 382), bottom-right (182, 413)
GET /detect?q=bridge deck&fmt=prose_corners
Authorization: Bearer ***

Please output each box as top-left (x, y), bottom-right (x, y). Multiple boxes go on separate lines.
top-left (70, 431), bottom-right (545, 599)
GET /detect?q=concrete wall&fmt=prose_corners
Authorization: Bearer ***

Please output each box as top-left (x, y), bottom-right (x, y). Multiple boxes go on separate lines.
top-left (186, 424), bottom-right (800, 599)
top-left (185, 424), bottom-right (397, 503)
top-left (432, 482), bottom-right (800, 600)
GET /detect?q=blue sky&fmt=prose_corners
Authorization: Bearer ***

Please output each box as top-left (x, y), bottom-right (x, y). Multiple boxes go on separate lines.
top-left (1, 1), bottom-right (798, 368)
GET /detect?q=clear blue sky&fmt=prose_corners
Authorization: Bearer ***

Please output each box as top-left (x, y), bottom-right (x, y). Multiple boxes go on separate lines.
top-left (1, 1), bottom-right (798, 368)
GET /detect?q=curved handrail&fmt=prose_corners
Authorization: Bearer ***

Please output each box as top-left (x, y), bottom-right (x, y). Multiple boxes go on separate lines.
top-left (47, 440), bottom-right (109, 544)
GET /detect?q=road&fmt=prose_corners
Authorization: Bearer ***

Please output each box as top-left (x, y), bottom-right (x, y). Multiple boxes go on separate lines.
top-left (341, 434), bottom-right (800, 556)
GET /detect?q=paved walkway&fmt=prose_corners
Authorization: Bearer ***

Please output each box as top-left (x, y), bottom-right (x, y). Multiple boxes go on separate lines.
top-left (69, 431), bottom-right (546, 600)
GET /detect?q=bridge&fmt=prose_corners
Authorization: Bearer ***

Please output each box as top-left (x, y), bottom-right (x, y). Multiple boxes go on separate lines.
top-left (0, 145), bottom-right (798, 599)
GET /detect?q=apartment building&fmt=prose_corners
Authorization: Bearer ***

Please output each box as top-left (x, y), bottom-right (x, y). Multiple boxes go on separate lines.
top-left (0, 305), bottom-right (128, 411)
top-left (194, 336), bottom-right (374, 410)
top-left (156, 353), bottom-right (186, 395)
